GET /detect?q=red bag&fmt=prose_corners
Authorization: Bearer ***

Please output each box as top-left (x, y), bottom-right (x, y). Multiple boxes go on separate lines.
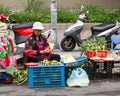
top-left (24, 49), bottom-right (37, 57)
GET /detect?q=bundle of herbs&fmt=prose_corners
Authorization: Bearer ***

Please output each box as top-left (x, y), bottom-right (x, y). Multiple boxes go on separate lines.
top-left (6, 65), bottom-right (27, 85)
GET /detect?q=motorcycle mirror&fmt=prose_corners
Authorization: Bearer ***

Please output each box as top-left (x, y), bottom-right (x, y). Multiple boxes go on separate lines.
top-left (81, 4), bottom-right (85, 12)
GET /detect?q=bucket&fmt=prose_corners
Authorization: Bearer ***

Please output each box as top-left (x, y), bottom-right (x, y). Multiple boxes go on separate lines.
top-left (86, 51), bottom-right (96, 58)
top-left (97, 50), bottom-right (108, 58)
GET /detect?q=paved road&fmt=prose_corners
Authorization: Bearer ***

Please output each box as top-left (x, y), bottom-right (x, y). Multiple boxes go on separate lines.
top-left (0, 79), bottom-right (120, 96)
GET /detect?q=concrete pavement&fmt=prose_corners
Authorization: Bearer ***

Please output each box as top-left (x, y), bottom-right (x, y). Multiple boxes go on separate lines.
top-left (0, 71), bottom-right (120, 96)
top-left (1, 50), bottom-right (120, 96)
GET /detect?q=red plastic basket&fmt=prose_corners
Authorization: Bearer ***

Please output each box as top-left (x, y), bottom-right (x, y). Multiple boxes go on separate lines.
top-left (97, 50), bottom-right (108, 58)
top-left (86, 51), bottom-right (96, 58)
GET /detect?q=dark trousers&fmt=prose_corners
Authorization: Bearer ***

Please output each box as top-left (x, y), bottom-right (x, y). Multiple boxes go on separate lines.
top-left (27, 54), bottom-right (61, 62)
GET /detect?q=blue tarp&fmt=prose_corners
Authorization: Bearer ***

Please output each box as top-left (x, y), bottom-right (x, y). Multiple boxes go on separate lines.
top-left (111, 34), bottom-right (120, 44)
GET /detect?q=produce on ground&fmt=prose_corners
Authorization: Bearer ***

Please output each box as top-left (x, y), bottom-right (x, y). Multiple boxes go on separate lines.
top-left (6, 65), bottom-right (27, 85)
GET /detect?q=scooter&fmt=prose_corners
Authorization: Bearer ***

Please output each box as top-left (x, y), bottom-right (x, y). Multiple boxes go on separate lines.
top-left (0, 13), bottom-right (51, 60)
top-left (60, 5), bottom-right (120, 51)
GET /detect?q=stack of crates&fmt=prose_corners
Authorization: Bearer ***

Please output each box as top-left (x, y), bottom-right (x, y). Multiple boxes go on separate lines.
top-left (28, 64), bottom-right (65, 88)
top-left (111, 49), bottom-right (120, 78)
top-left (112, 61), bottom-right (120, 78)
top-left (91, 60), bottom-right (114, 78)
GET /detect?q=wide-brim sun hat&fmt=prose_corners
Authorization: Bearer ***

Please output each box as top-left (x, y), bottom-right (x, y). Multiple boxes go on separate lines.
top-left (32, 22), bottom-right (44, 30)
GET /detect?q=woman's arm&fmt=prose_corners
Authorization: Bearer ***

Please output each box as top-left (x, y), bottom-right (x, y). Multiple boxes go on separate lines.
top-left (25, 36), bottom-right (35, 50)
top-left (24, 36), bottom-right (38, 57)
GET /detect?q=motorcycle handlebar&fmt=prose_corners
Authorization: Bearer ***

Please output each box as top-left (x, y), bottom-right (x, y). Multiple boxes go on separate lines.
top-left (4, 12), bottom-right (16, 23)
top-left (9, 18), bottom-right (16, 23)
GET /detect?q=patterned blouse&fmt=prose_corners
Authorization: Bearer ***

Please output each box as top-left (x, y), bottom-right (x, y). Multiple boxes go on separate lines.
top-left (24, 33), bottom-right (52, 60)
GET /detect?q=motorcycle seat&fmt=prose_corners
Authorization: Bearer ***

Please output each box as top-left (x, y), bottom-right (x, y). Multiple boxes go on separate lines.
top-left (91, 23), bottom-right (115, 32)
top-left (12, 22), bottom-right (34, 29)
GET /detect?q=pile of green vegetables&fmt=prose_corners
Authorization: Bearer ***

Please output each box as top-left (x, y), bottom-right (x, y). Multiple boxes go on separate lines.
top-left (40, 60), bottom-right (60, 65)
top-left (6, 65), bottom-right (27, 85)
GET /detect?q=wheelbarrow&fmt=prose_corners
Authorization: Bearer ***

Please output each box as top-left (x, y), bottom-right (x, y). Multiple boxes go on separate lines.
top-left (0, 69), bottom-right (13, 84)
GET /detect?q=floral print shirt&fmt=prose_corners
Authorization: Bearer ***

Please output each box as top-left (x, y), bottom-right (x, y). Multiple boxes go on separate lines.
top-left (24, 34), bottom-right (52, 60)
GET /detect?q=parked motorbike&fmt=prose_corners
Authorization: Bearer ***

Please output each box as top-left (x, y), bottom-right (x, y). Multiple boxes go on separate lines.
top-left (0, 13), bottom-right (51, 61)
top-left (0, 13), bottom-right (16, 23)
top-left (60, 5), bottom-right (120, 51)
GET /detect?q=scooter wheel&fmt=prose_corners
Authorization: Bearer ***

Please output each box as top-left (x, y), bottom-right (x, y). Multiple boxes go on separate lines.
top-left (61, 37), bottom-right (76, 51)
top-left (4, 73), bottom-right (13, 84)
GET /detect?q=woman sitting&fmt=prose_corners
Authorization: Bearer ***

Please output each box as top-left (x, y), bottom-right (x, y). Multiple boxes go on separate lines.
top-left (24, 22), bottom-right (61, 62)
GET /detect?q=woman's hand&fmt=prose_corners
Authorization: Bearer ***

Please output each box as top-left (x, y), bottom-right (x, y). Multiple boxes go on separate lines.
top-left (40, 50), bottom-right (45, 54)
top-left (45, 48), bottom-right (52, 53)
top-left (40, 48), bottom-right (52, 54)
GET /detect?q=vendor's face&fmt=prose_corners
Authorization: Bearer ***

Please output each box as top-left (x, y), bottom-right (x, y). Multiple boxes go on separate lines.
top-left (33, 29), bottom-right (42, 37)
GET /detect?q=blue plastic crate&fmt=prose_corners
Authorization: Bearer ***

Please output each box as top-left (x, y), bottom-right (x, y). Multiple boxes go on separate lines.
top-left (62, 56), bottom-right (87, 67)
top-left (28, 64), bottom-right (65, 88)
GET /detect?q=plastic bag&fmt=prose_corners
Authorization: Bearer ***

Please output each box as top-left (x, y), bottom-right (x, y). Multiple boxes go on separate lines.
top-left (66, 67), bottom-right (90, 87)
top-left (0, 58), bottom-right (6, 67)
top-left (9, 55), bottom-right (18, 68)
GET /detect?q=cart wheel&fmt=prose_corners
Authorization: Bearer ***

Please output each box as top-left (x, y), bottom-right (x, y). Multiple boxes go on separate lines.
top-left (4, 74), bottom-right (13, 84)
